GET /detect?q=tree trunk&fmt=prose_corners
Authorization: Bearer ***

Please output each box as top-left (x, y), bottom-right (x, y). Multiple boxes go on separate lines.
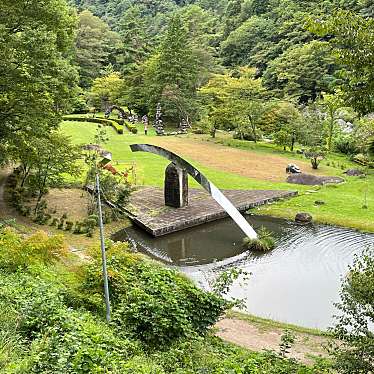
top-left (311, 157), bottom-right (318, 169)
top-left (290, 136), bottom-right (295, 152)
top-left (20, 166), bottom-right (30, 187)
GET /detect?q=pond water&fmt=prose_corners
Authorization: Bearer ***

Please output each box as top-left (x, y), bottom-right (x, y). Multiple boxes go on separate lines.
top-left (114, 216), bottom-right (374, 330)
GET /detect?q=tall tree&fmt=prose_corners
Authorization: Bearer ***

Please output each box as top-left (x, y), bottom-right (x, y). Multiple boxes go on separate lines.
top-left (200, 67), bottom-right (266, 137)
top-left (75, 10), bottom-right (122, 88)
top-left (0, 0), bottom-right (78, 162)
top-left (263, 40), bottom-right (336, 103)
top-left (318, 91), bottom-right (345, 151)
top-left (221, 16), bottom-right (274, 67)
top-left (117, 5), bottom-right (153, 74)
top-left (88, 72), bottom-right (125, 110)
top-left (145, 15), bottom-right (199, 123)
top-left (309, 10), bottom-right (374, 114)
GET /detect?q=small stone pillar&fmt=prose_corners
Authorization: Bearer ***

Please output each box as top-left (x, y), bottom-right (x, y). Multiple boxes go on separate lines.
top-left (164, 163), bottom-right (188, 208)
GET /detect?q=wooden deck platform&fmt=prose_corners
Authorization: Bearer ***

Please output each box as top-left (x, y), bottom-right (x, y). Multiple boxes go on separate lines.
top-left (126, 187), bottom-right (297, 237)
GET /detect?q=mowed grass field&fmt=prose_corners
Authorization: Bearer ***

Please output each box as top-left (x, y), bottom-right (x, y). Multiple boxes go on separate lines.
top-left (60, 120), bottom-right (374, 232)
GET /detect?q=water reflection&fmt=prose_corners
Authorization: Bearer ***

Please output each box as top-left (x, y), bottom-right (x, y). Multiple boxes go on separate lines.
top-left (114, 216), bottom-right (374, 330)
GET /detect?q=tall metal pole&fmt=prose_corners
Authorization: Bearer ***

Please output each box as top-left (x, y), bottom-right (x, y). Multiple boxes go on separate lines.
top-left (96, 173), bottom-right (111, 322)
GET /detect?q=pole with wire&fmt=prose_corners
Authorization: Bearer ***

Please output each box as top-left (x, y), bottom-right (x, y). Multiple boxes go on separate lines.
top-left (96, 173), bottom-right (111, 322)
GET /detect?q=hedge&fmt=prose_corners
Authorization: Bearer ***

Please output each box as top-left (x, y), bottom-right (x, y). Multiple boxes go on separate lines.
top-left (125, 122), bottom-right (138, 134)
top-left (62, 116), bottom-right (124, 134)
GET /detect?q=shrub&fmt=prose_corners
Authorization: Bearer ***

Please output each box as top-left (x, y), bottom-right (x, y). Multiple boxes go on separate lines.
top-left (0, 229), bottom-right (67, 273)
top-left (125, 122), bottom-right (138, 134)
top-left (81, 242), bottom-right (228, 347)
top-left (0, 273), bottom-right (141, 373)
top-left (83, 215), bottom-right (98, 237)
top-left (353, 153), bottom-right (374, 167)
top-left (329, 249), bottom-right (374, 374)
top-left (334, 135), bottom-right (357, 155)
top-left (233, 129), bottom-right (262, 142)
top-left (65, 221), bottom-right (74, 231)
top-left (62, 116), bottom-right (124, 134)
top-left (243, 227), bottom-right (276, 252)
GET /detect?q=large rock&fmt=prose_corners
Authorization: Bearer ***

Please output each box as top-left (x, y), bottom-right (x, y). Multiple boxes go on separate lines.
top-left (343, 169), bottom-right (365, 177)
top-left (295, 212), bottom-right (313, 224)
top-left (287, 173), bottom-right (344, 186)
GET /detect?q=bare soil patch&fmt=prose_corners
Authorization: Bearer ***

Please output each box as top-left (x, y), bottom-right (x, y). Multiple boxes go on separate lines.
top-left (44, 188), bottom-right (89, 221)
top-left (151, 137), bottom-right (326, 182)
top-left (216, 318), bottom-right (330, 364)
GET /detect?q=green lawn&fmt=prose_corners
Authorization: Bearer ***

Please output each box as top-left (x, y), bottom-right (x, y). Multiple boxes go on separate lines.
top-left (60, 120), bottom-right (374, 233)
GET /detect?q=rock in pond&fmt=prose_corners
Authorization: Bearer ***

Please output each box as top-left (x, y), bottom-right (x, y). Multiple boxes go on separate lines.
top-left (295, 212), bottom-right (313, 224)
top-left (287, 173), bottom-right (344, 186)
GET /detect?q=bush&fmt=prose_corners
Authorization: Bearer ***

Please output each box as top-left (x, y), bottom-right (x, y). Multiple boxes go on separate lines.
top-left (0, 273), bottom-right (140, 373)
top-left (353, 153), bottom-right (374, 167)
top-left (334, 135), bottom-right (357, 155)
top-left (243, 227), bottom-right (276, 252)
top-left (329, 249), bottom-right (374, 374)
top-left (0, 229), bottom-right (67, 273)
top-left (125, 122), bottom-right (138, 134)
top-left (81, 242), bottom-right (228, 347)
top-left (0, 229), bottom-right (331, 373)
top-left (233, 129), bottom-right (262, 141)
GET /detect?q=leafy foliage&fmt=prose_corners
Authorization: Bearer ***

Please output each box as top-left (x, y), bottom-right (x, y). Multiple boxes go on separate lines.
top-left (0, 0), bottom-right (78, 159)
top-left (243, 227), bottom-right (276, 252)
top-left (309, 10), bottom-right (374, 114)
top-left (82, 242), bottom-right (228, 346)
top-left (329, 249), bottom-right (374, 373)
top-left (75, 10), bottom-right (122, 88)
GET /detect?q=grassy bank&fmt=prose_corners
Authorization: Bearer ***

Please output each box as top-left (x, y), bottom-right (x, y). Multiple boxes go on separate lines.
top-left (0, 227), bottom-right (330, 373)
top-left (60, 120), bottom-right (374, 232)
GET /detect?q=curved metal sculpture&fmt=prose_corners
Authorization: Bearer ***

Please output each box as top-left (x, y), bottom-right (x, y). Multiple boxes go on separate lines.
top-left (130, 144), bottom-right (257, 239)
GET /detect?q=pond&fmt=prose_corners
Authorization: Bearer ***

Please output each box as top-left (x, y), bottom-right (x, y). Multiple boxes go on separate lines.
top-left (114, 216), bottom-right (374, 330)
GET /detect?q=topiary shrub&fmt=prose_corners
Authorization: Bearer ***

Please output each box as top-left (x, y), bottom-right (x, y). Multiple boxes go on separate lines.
top-left (62, 116), bottom-right (124, 134)
top-left (125, 122), bottom-right (138, 134)
top-left (81, 242), bottom-right (228, 347)
top-left (243, 227), bottom-right (276, 252)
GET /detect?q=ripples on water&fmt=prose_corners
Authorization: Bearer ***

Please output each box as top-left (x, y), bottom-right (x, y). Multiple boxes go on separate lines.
top-left (115, 216), bottom-right (374, 330)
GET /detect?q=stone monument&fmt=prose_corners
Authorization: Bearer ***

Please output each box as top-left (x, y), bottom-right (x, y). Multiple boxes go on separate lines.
top-left (164, 163), bottom-right (188, 208)
top-left (179, 118), bottom-right (189, 134)
top-left (154, 102), bottom-right (164, 135)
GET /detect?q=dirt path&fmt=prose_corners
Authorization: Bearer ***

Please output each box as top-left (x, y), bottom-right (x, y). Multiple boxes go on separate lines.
top-left (151, 137), bottom-right (324, 182)
top-left (216, 317), bottom-right (330, 364)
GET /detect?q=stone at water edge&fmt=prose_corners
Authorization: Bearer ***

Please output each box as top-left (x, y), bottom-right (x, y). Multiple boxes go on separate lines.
top-left (295, 212), bottom-right (313, 224)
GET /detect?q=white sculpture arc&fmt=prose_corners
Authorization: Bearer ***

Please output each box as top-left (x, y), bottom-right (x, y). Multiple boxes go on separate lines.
top-left (130, 144), bottom-right (258, 239)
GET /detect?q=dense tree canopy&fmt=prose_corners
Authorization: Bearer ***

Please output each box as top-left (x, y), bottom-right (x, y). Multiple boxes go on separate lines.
top-left (76, 10), bottom-right (122, 87)
top-left (309, 10), bottom-right (374, 114)
top-left (0, 0), bottom-right (78, 162)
